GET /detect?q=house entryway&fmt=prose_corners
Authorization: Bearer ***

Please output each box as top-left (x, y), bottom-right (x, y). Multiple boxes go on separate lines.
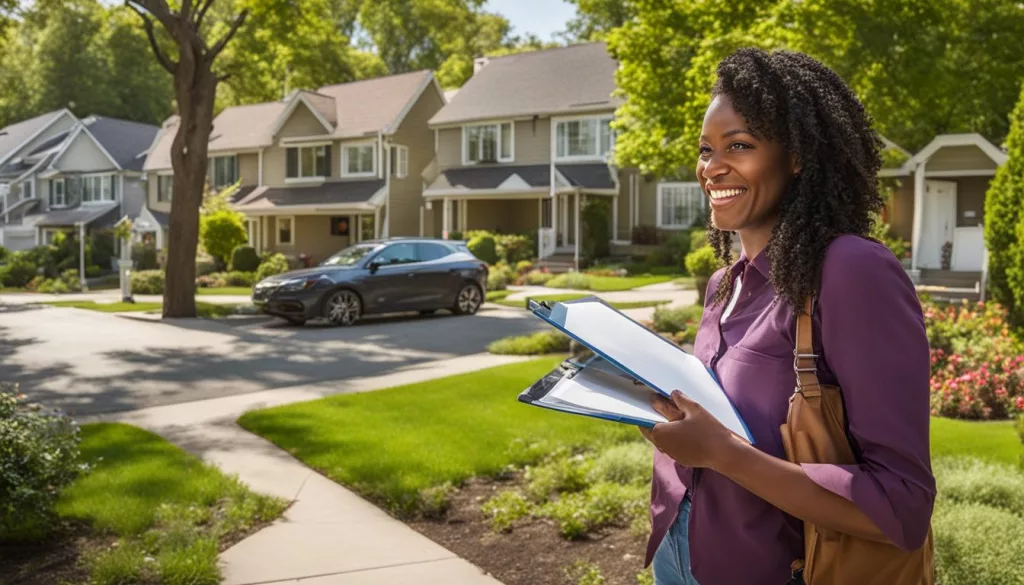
top-left (918, 180), bottom-right (956, 269)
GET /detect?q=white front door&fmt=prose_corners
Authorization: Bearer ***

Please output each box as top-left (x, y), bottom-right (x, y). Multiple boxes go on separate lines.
top-left (918, 180), bottom-right (957, 269)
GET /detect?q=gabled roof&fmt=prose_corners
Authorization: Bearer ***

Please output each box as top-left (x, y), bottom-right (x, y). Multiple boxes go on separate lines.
top-left (144, 116), bottom-right (179, 171)
top-left (880, 133), bottom-right (1008, 177)
top-left (429, 43), bottom-right (621, 126)
top-left (83, 116), bottom-right (160, 171)
top-left (208, 101), bottom-right (288, 152)
top-left (0, 109), bottom-right (73, 165)
top-left (316, 69), bottom-right (437, 138)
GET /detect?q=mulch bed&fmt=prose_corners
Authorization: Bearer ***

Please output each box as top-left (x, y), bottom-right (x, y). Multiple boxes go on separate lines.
top-left (409, 475), bottom-right (649, 585)
top-left (0, 521), bottom-right (107, 585)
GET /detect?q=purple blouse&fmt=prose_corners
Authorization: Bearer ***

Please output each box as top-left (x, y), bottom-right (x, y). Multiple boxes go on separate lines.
top-left (646, 235), bottom-right (935, 584)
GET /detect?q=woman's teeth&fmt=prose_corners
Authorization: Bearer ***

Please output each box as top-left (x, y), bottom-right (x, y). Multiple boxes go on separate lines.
top-left (709, 188), bottom-right (746, 200)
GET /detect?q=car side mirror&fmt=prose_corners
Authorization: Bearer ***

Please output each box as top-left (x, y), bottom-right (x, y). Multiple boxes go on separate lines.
top-left (367, 261), bottom-right (380, 274)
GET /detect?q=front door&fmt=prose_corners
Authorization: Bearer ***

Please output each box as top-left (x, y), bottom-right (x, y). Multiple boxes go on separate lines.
top-left (919, 180), bottom-right (957, 269)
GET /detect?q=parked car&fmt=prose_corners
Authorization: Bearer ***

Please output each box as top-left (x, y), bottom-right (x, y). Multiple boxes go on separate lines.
top-left (252, 238), bottom-right (488, 326)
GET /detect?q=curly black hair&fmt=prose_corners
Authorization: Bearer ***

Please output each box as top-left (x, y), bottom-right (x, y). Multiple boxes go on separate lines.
top-left (706, 48), bottom-right (885, 312)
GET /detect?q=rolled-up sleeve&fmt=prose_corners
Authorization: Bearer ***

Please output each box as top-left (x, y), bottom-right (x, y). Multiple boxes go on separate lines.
top-left (801, 236), bottom-right (935, 551)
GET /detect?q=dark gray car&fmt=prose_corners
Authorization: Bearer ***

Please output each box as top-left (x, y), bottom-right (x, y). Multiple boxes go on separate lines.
top-left (252, 238), bottom-right (489, 326)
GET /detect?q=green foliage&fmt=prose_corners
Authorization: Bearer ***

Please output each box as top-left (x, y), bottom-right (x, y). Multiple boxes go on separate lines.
top-left (132, 244), bottom-right (159, 271)
top-left (1010, 200), bottom-right (1024, 328)
top-left (933, 457), bottom-right (1024, 517)
top-left (524, 450), bottom-right (593, 502)
top-left (495, 233), bottom-right (535, 264)
top-left (481, 489), bottom-right (532, 532)
top-left (221, 271), bottom-right (257, 288)
top-left (684, 246), bottom-right (721, 278)
top-left (200, 209), bottom-right (248, 270)
top-left (156, 536), bottom-right (219, 585)
top-left (487, 269), bottom-right (508, 291)
top-left (645, 230), bottom-right (692, 268)
top-left (688, 229), bottom-right (707, 253)
top-left (516, 260), bottom-right (533, 274)
top-left (933, 500), bottom-right (1024, 585)
top-left (561, 0), bottom-right (631, 42)
top-left (487, 331), bottom-right (571, 356)
top-left (255, 254), bottom-right (289, 282)
top-left (564, 561), bottom-right (606, 585)
top-left (131, 270), bottom-right (165, 295)
top-left (546, 272), bottom-right (593, 290)
top-left (587, 442), bottom-right (652, 486)
top-left (468, 234), bottom-right (499, 265)
top-left (89, 540), bottom-right (146, 585)
top-left (869, 214), bottom-right (910, 261)
top-left (89, 231), bottom-right (116, 271)
top-left (653, 304), bottom-right (704, 337)
top-left (541, 482), bottom-right (647, 539)
top-left (417, 482), bottom-right (455, 520)
top-left (636, 568), bottom-right (655, 585)
top-left (0, 245), bottom-right (8, 263)
top-left (0, 385), bottom-right (85, 542)
top-left (581, 196), bottom-right (611, 262)
top-left (230, 245), bottom-right (261, 272)
top-left (0, 252), bottom-right (39, 288)
top-left (524, 269), bottom-right (555, 286)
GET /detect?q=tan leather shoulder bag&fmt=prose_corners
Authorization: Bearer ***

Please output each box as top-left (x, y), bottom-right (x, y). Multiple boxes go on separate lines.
top-left (779, 296), bottom-right (935, 585)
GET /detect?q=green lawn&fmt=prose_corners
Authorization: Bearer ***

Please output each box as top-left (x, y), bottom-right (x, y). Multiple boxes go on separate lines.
top-left (573, 274), bottom-right (681, 292)
top-left (197, 287), bottom-right (252, 296)
top-left (485, 290), bottom-right (513, 303)
top-left (238, 358), bottom-right (638, 516)
top-left (43, 300), bottom-right (246, 318)
top-left (495, 292), bottom-right (670, 311)
top-left (930, 417), bottom-right (1021, 466)
top-left (56, 423), bottom-right (286, 585)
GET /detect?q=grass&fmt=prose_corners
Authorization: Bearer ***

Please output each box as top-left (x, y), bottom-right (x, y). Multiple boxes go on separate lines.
top-left (238, 358), bottom-right (638, 517)
top-left (485, 290), bottom-right (513, 303)
top-left (930, 417), bottom-right (1021, 466)
top-left (587, 274), bottom-right (680, 292)
top-left (42, 300), bottom-right (248, 318)
top-left (197, 287), bottom-right (252, 296)
top-left (494, 292), bottom-right (670, 311)
top-left (57, 423), bottom-right (286, 585)
top-left (488, 330), bottom-right (571, 355)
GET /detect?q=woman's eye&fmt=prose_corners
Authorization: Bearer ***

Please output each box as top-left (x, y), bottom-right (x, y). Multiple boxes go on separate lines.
top-left (729, 142), bottom-right (752, 151)
top-left (698, 145), bottom-right (712, 156)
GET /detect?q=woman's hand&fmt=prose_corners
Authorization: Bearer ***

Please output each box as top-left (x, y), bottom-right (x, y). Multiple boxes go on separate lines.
top-left (639, 391), bottom-right (739, 470)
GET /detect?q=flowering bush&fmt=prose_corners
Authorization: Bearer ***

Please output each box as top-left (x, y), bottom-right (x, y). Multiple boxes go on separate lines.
top-left (925, 300), bottom-right (1024, 419)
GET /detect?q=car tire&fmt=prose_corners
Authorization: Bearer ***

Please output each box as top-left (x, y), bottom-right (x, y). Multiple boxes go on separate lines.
top-left (323, 289), bottom-right (362, 326)
top-left (452, 283), bottom-right (483, 315)
top-left (284, 317), bottom-right (307, 326)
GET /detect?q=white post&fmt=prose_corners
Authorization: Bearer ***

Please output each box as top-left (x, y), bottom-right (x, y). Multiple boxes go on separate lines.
top-left (911, 162), bottom-right (926, 272)
top-left (551, 193), bottom-right (559, 248)
top-left (612, 192), bottom-right (619, 242)
top-left (574, 191), bottom-right (580, 271)
top-left (374, 207), bottom-right (382, 239)
top-left (442, 197), bottom-right (451, 239)
top-left (78, 222), bottom-right (88, 292)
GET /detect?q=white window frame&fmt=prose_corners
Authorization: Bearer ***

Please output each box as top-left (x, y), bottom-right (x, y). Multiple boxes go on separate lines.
top-left (50, 178), bottom-right (66, 208)
top-left (342, 141), bottom-right (377, 178)
top-left (81, 173), bottom-right (115, 205)
top-left (210, 154), bottom-right (239, 189)
top-left (276, 216), bottom-right (294, 246)
top-left (286, 143), bottom-right (330, 184)
top-left (156, 173), bottom-right (173, 203)
top-left (656, 182), bottom-right (705, 229)
top-left (392, 145), bottom-right (409, 179)
top-left (554, 114), bottom-right (616, 162)
top-left (462, 122), bottom-right (514, 165)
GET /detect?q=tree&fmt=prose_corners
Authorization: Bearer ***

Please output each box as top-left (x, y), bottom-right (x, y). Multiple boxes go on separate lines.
top-left (561, 0), bottom-right (632, 42)
top-left (200, 209), bottom-right (247, 270)
top-left (126, 0), bottom-right (248, 318)
top-left (102, 9), bottom-right (174, 125)
top-left (985, 82), bottom-right (1024, 323)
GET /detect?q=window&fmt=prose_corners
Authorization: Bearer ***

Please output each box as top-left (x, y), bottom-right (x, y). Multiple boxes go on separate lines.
top-left (286, 145), bottom-right (330, 179)
top-left (277, 216), bottom-right (293, 245)
top-left (463, 122), bottom-right (513, 164)
top-left (390, 145), bottom-right (408, 179)
top-left (82, 174), bottom-right (115, 203)
top-left (49, 179), bottom-right (65, 208)
top-left (157, 175), bottom-right (173, 202)
top-left (555, 116), bottom-right (615, 160)
top-left (657, 183), bottom-right (705, 229)
top-left (23, 181), bottom-right (32, 201)
top-left (210, 155), bottom-right (238, 189)
top-left (416, 242), bottom-right (452, 262)
top-left (372, 242), bottom-right (418, 266)
top-left (322, 243), bottom-right (382, 267)
top-left (343, 143), bottom-right (376, 176)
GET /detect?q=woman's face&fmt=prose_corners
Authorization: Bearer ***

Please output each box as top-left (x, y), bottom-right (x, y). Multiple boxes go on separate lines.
top-left (696, 94), bottom-right (797, 233)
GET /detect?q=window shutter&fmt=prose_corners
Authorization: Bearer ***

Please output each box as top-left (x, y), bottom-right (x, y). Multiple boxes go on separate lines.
top-left (323, 145), bottom-right (332, 177)
top-left (286, 148), bottom-right (298, 178)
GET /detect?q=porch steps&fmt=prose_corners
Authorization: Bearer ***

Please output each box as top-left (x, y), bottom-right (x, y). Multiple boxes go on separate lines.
top-left (535, 254), bottom-right (576, 273)
top-left (916, 270), bottom-right (982, 302)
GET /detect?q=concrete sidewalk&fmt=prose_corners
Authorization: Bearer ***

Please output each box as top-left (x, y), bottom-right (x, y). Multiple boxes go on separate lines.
top-left (90, 353), bottom-right (523, 585)
top-left (499, 281), bottom-right (698, 322)
top-left (0, 290), bottom-right (252, 306)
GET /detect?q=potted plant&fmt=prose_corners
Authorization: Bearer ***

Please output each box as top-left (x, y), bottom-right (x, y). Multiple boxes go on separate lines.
top-left (684, 245), bottom-right (722, 305)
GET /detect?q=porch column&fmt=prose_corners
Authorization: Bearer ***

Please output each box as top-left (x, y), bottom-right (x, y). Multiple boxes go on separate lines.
top-left (911, 162), bottom-right (926, 272)
top-left (350, 215), bottom-right (357, 245)
top-left (78, 222), bottom-right (88, 292)
top-left (442, 197), bottom-right (452, 238)
top-left (551, 193), bottom-right (558, 248)
top-left (460, 199), bottom-right (468, 232)
top-left (574, 192), bottom-right (580, 271)
top-left (374, 207), bottom-right (381, 239)
top-left (612, 191), bottom-right (619, 242)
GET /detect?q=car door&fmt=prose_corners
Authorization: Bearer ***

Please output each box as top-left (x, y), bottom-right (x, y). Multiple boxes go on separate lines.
top-left (412, 242), bottom-right (460, 307)
top-left (362, 242), bottom-right (420, 312)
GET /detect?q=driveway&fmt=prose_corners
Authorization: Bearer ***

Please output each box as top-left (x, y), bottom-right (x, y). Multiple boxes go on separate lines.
top-left (0, 301), bottom-right (545, 417)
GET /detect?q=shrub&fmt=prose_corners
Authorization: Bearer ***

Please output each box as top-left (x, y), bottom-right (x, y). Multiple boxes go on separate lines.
top-left (496, 233), bottom-right (535, 264)
top-left (89, 232), bottom-right (116, 271)
top-left (869, 215), bottom-right (910, 262)
top-left (525, 452), bottom-right (593, 502)
top-left (984, 83), bottom-right (1024, 324)
top-left (195, 274), bottom-right (226, 289)
top-left (524, 269), bottom-right (555, 286)
top-left (131, 270), bottom-right (165, 294)
top-left (546, 272), bottom-right (592, 290)
top-left (933, 457), bottom-right (1024, 517)
top-left (933, 501), bottom-right (1024, 585)
top-left (0, 253), bottom-right (39, 288)
top-left (541, 482), bottom-right (647, 539)
top-left (487, 331), bottom-right (571, 355)
top-left (417, 482), bottom-right (455, 520)
top-left (0, 385), bottom-right (85, 542)
top-left (223, 271), bottom-right (256, 287)
top-left (653, 304), bottom-right (704, 335)
top-left (1010, 208), bottom-right (1024, 327)
top-left (481, 489), bottom-right (532, 532)
top-left (684, 246), bottom-right (720, 278)
top-left (516, 260), bottom-right (533, 274)
top-left (631, 225), bottom-right (659, 245)
top-left (0, 245), bottom-right (8, 263)
top-left (230, 245), bottom-right (261, 273)
top-left (487, 270), bottom-right (508, 291)
top-left (86, 265), bottom-right (103, 278)
top-left (132, 244), bottom-right (159, 271)
top-left (200, 209), bottom-right (248, 269)
top-left (581, 196), bottom-right (611, 262)
top-left (468, 234), bottom-right (499, 265)
top-left (255, 254), bottom-right (289, 282)
top-left (195, 260), bottom-right (218, 277)
top-left (587, 442), bottom-right (652, 486)
top-left (689, 229), bottom-right (708, 252)
top-left (36, 278), bottom-right (69, 294)
top-left (565, 561), bottom-right (606, 585)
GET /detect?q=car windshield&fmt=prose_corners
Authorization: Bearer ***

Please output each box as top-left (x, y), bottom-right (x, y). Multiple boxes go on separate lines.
top-left (321, 244), bottom-right (382, 267)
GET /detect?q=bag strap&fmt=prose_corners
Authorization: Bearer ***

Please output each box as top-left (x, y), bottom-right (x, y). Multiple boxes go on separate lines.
top-left (794, 295), bottom-right (820, 391)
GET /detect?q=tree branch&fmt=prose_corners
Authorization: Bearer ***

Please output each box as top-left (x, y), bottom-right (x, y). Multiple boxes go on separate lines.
top-left (208, 10), bottom-right (248, 60)
top-left (194, 0), bottom-right (216, 30)
top-left (125, 1), bottom-right (178, 74)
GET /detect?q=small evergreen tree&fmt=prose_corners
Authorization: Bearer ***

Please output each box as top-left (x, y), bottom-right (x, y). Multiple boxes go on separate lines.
top-left (984, 83), bottom-right (1024, 320)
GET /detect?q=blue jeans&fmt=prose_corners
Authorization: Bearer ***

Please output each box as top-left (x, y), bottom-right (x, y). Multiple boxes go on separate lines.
top-left (652, 495), bottom-right (700, 585)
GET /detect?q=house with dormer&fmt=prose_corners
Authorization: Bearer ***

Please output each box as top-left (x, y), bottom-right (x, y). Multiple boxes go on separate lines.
top-left (141, 70), bottom-right (446, 264)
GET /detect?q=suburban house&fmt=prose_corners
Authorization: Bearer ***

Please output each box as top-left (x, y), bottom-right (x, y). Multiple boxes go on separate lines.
top-left (880, 133), bottom-right (1008, 293)
top-left (423, 42), bottom-right (705, 268)
top-left (0, 110), bottom-right (158, 256)
top-left (141, 70), bottom-right (446, 264)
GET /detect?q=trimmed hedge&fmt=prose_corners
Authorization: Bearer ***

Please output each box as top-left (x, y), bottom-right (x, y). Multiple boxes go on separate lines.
top-left (230, 245), bottom-right (261, 272)
top-left (130, 270), bottom-right (164, 294)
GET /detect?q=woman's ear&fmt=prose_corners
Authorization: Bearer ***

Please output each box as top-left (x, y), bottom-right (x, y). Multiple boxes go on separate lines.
top-left (789, 153), bottom-right (802, 177)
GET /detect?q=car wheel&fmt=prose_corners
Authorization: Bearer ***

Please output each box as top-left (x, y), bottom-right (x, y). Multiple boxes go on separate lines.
top-left (452, 283), bottom-right (482, 315)
top-left (284, 317), bottom-right (306, 326)
top-left (323, 289), bottom-right (362, 326)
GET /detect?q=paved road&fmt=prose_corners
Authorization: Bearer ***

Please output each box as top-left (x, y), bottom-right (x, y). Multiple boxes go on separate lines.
top-left (0, 301), bottom-right (544, 417)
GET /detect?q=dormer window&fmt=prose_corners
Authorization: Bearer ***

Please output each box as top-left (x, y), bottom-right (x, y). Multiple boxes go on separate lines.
top-left (210, 155), bottom-right (238, 189)
top-left (463, 122), bottom-right (513, 164)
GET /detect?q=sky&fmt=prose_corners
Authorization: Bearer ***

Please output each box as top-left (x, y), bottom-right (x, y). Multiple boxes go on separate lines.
top-left (484, 0), bottom-right (577, 42)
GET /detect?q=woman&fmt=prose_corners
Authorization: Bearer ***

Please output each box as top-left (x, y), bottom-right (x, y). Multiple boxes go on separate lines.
top-left (641, 48), bottom-right (935, 585)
